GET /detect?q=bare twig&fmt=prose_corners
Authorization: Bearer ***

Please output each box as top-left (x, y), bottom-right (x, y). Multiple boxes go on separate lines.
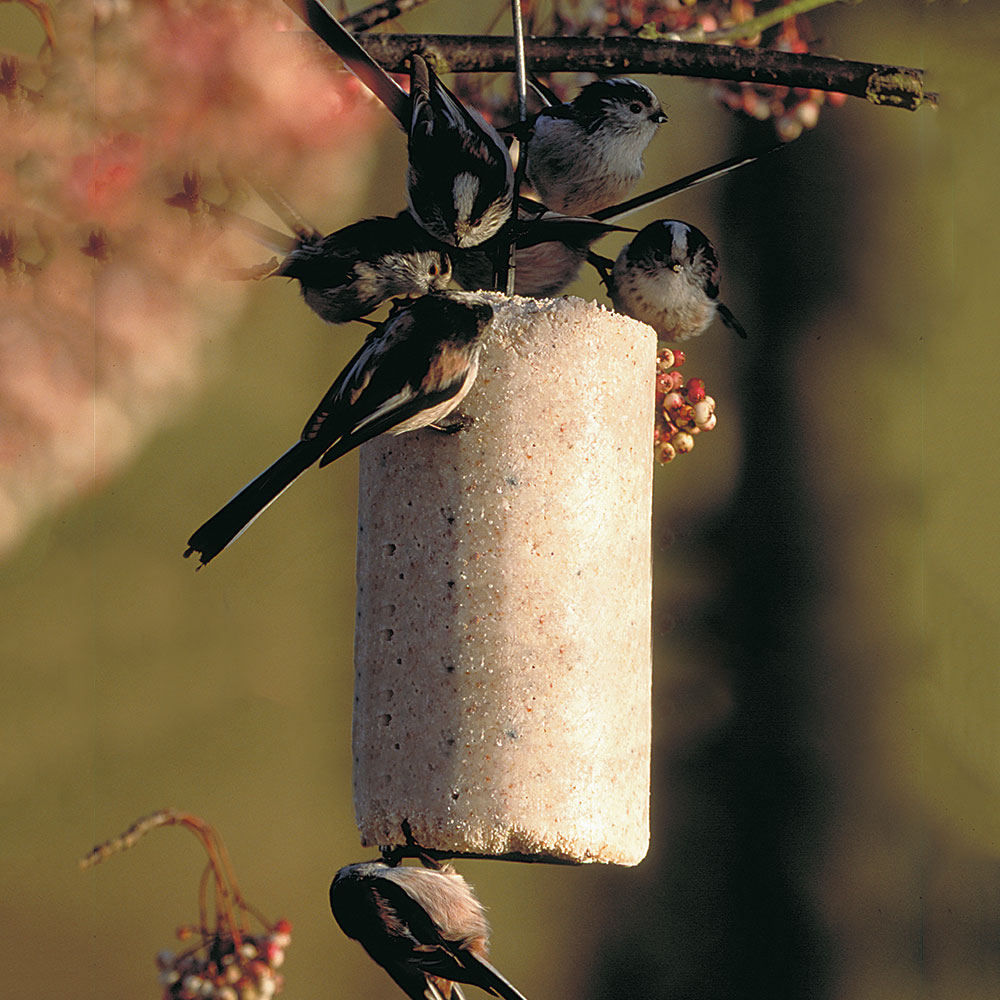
top-left (290, 31), bottom-right (936, 110)
top-left (342, 0), bottom-right (435, 31)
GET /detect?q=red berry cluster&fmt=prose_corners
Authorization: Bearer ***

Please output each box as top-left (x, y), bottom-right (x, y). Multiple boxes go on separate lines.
top-left (654, 348), bottom-right (718, 464)
top-left (1, 0), bottom-right (385, 558)
top-left (156, 921), bottom-right (291, 1000)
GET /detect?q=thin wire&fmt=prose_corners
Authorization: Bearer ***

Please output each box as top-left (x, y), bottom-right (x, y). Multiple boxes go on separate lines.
top-left (505, 0), bottom-right (528, 296)
top-left (511, 0), bottom-right (528, 124)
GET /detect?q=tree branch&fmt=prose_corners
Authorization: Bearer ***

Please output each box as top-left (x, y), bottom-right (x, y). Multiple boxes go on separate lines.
top-left (295, 30), bottom-right (937, 110)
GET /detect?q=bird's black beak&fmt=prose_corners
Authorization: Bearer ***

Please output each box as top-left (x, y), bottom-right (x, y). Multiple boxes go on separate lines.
top-left (650, 110), bottom-right (668, 124)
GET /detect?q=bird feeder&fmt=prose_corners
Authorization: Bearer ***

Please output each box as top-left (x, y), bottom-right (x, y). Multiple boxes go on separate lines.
top-left (352, 295), bottom-right (655, 865)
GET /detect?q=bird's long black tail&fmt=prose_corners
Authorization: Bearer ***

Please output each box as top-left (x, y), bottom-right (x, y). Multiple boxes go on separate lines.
top-left (184, 439), bottom-right (327, 567)
top-left (292, 0), bottom-right (410, 126)
top-left (469, 954), bottom-right (530, 1000)
top-left (591, 144), bottom-right (786, 224)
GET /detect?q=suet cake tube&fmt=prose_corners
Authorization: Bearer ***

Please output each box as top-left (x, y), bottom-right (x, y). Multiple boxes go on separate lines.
top-left (353, 295), bottom-right (654, 865)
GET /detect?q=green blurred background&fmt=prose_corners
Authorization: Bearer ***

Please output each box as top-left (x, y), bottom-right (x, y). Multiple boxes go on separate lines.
top-left (3, 2), bottom-right (1000, 999)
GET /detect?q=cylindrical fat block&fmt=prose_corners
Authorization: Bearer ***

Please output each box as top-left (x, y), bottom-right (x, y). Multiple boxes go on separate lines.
top-left (353, 295), bottom-right (654, 865)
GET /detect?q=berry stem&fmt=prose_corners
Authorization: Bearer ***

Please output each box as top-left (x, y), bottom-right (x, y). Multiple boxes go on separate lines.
top-left (673, 0), bottom-right (846, 45)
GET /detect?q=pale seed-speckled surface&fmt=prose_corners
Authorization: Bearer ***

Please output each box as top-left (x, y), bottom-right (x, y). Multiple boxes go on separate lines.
top-left (353, 295), bottom-right (655, 865)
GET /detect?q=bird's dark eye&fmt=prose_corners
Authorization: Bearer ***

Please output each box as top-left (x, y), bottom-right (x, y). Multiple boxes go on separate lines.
top-left (428, 263), bottom-right (438, 276)
top-left (629, 102), bottom-right (643, 114)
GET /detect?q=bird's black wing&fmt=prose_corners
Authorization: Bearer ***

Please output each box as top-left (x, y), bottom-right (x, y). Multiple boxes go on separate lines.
top-left (333, 875), bottom-right (448, 1000)
top-left (278, 216), bottom-right (422, 289)
top-left (299, 303), bottom-right (474, 466)
top-left (317, 379), bottom-right (465, 467)
top-left (363, 879), bottom-right (530, 1000)
top-left (379, 958), bottom-right (447, 1000)
top-left (183, 310), bottom-right (415, 566)
top-left (276, 234), bottom-right (357, 289)
top-left (515, 215), bottom-right (632, 250)
top-left (411, 56), bottom-right (503, 167)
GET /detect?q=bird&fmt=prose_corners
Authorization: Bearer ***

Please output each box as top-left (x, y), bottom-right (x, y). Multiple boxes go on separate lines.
top-left (276, 212), bottom-right (453, 325)
top-left (406, 53), bottom-right (515, 248)
top-left (183, 291), bottom-right (495, 566)
top-left (524, 77), bottom-right (667, 217)
top-left (330, 860), bottom-right (529, 1000)
top-left (600, 219), bottom-right (747, 342)
top-left (296, 4), bottom-right (513, 248)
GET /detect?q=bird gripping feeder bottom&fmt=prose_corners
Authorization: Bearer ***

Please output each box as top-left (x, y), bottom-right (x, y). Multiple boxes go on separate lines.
top-left (353, 295), bottom-right (654, 865)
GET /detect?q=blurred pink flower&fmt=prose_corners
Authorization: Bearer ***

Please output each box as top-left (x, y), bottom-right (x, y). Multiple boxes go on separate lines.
top-left (0, 0), bottom-right (386, 555)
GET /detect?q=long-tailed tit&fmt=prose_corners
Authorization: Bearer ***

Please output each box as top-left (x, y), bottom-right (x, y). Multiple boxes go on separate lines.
top-left (524, 78), bottom-right (667, 216)
top-left (298, 4), bottom-right (513, 248)
top-left (601, 219), bottom-right (747, 342)
top-left (183, 292), bottom-right (494, 566)
top-left (201, 201), bottom-right (451, 324)
top-left (406, 54), bottom-right (514, 248)
top-left (330, 860), bottom-right (529, 1000)
top-left (276, 213), bottom-right (452, 324)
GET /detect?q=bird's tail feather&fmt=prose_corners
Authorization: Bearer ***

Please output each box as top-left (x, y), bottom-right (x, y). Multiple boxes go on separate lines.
top-left (470, 954), bottom-right (530, 1000)
top-left (515, 216), bottom-right (632, 249)
top-left (206, 203), bottom-right (298, 255)
top-left (717, 302), bottom-right (748, 339)
top-left (294, 0), bottom-right (409, 125)
top-left (592, 145), bottom-right (784, 224)
top-left (184, 439), bottom-right (326, 566)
